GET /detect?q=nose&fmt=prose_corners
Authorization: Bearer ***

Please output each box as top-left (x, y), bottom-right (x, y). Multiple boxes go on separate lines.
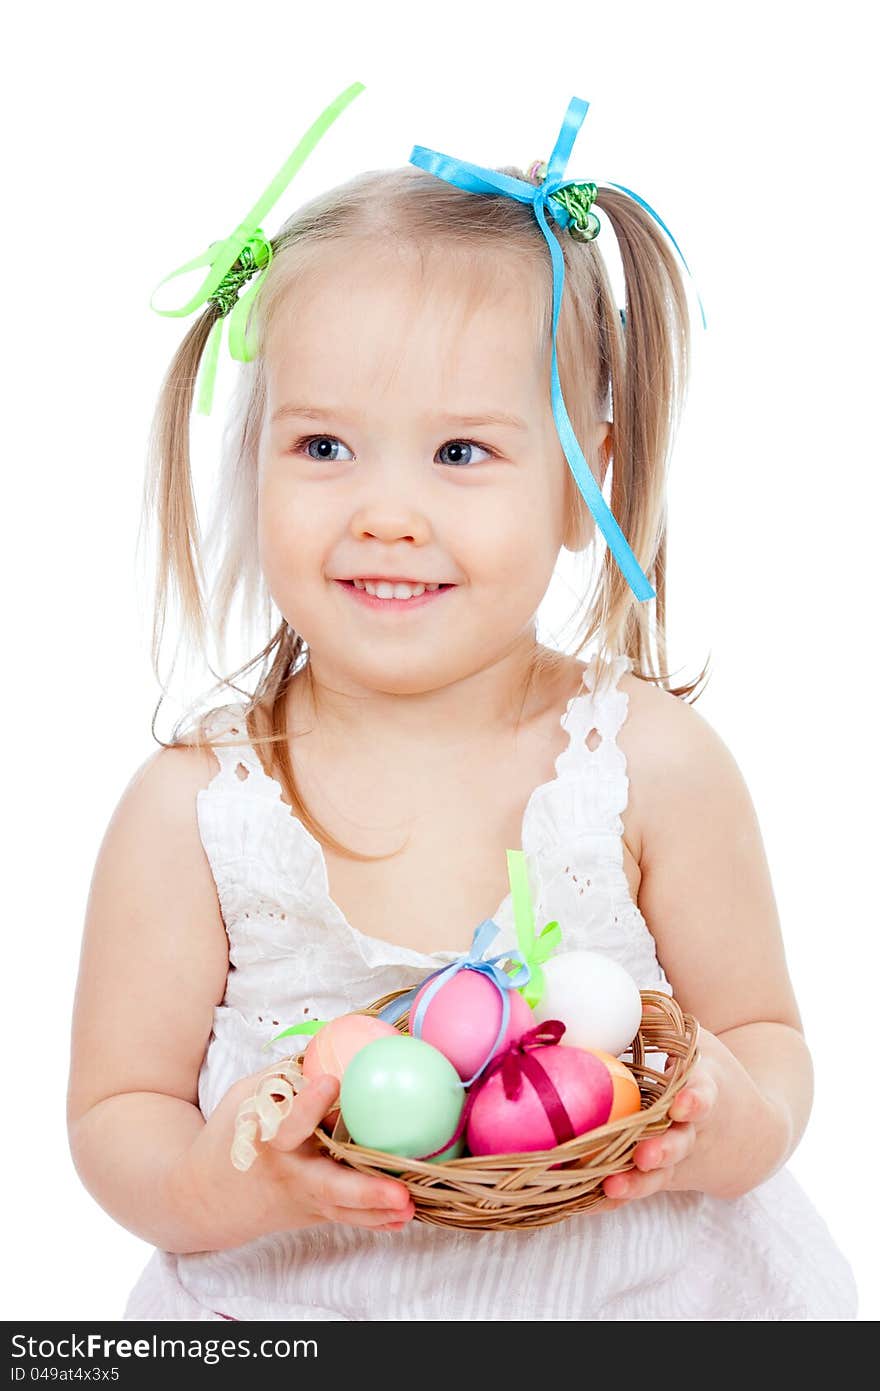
top-left (350, 501), bottom-right (432, 546)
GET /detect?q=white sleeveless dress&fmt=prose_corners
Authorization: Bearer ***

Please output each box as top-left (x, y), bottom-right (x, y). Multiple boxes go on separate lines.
top-left (124, 654), bottom-right (858, 1321)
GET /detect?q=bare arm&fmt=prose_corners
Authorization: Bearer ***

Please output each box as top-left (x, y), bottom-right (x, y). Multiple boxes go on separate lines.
top-left (67, 745), bottom-right (413, 1254)
top-left (622, 678), bottom-right (812, 1200)
top-left (67, 1092), bottom-right (211, 1252)
top-left (67, 744), bottom-right (230, 1248)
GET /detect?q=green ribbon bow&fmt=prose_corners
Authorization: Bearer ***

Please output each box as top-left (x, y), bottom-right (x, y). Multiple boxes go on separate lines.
top-left (506, 848), bottom-right (562, 1009)
top-left (149, 81), bottom-right (366, 416)
top-left (530, 161), bottom-right (601, 242)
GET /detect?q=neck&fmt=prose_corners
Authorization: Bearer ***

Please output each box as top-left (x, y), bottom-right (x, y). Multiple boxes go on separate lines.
top-left (284, 638), bottom-right (571, 761)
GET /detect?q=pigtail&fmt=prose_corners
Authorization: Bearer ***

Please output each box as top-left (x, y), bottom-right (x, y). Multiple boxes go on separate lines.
top-left (138, 308), bottom-right (219, 679)
top-left (588, 186), bottom-right (710, 701)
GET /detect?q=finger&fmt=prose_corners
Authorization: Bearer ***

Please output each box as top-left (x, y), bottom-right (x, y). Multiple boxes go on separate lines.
top-left (603, 1165), bottom-right (671, 1202)
top-left (325, 1204), bottom-right (416, 1230)
top-left (268, 1075), bottom-right (341, 1153)
top-left (669, 1073), bottom-right (718, 1125)
top-left (632, 1122), bottom-right (695, 1172)
top-left (301, 1154), bottom-right (415, 1214)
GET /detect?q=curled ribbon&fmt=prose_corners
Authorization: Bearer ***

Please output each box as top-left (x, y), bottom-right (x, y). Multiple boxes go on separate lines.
top-left (149, 81), bottom-right (366, 415)
top-left (416, 1020), bottom-right (572, 1161)
top-left (409, 95), bottom-right (706, 602)
top-left (378, 918), bottom-right (530, 1087)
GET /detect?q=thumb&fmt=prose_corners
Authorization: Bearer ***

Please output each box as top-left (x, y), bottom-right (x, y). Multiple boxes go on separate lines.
top-left (268, 1073), bottom-right (341, 1154)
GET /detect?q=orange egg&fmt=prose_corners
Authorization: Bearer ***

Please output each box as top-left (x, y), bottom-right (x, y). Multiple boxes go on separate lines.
top-left (584, 1049), bottom-right (641, 1120)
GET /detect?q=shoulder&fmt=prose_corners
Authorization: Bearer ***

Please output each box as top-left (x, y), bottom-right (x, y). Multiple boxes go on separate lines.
top-left (124, 736), bottom-right (221, 807)
top-left (147, 701), bottom-right (254, 778)
top-left (93, 733), bottom-right (232, 959)
top-left (95, 743), bottom-right (220, 895)
top-left (105, 708), bottom-right (244, 847)
top-left (616, 667), bottom-right (717, 759)
top-left (615, 669), bottom-right (747, 869)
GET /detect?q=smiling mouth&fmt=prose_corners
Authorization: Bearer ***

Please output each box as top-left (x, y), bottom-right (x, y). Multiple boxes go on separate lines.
top-left (334, 578), bottom-right (456, 609)
top-left (340, 579), bottom-right (455, 594)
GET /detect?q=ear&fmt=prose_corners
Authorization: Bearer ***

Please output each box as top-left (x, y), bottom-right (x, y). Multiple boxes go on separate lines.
top-left (562, 421), bottom-right (612, 552)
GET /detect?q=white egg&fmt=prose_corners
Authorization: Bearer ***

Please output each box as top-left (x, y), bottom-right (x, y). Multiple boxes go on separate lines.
top-left (532, 950), bottom-right (643, 1056)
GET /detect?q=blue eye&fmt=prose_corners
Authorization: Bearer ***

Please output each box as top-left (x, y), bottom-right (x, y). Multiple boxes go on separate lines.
top-left (298, 436), bottom-right (354, 462)
top-left (436, 440), bottom-right (494, 467)
top-left (290, 435), bottom-right (496, 466)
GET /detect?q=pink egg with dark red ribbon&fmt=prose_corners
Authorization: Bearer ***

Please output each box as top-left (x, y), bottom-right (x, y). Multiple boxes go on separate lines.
top-left (466, 1044), bottom-right (614, 1156)
top-left (411, 971), bottom-right (535, 1081)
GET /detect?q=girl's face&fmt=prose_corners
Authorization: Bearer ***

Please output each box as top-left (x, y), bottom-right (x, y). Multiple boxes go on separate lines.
top-left (257, 244), bottom-right (601, 698)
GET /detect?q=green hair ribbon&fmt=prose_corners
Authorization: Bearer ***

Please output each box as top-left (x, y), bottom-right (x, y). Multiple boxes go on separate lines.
top-left (149, 81), bottom-right (366, 416)
top-left (506, 848), bottom-right (562, 1009)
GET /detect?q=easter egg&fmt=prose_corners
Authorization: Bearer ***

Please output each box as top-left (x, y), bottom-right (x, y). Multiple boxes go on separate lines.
top-left (585, 1048), bottom-right (642, 1121)
top-left (532, 950), bottom-right (643, 1057)
top-left (466, 1045), bottom-right (613, 1156)
top-left (411, 971), bottom-right (535, 1080)
top-left (301, 1013), bottom-right (399, 1084)
top-left (302, 1013), bottom-right (400, 1133)
top-left (340, 1034), bottom-right (465, 1162)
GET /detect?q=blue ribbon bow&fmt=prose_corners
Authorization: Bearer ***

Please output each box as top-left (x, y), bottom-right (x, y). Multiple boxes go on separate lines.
top-left (409, 95), bottom-right (706, 603)
top-left (378, 918), bottom-right (530, 1086)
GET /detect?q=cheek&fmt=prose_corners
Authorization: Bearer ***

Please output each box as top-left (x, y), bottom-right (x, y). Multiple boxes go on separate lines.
top-left (257, 482), bottom-right (318, 588)
top-left (466, 487), bottom-right (558, 587)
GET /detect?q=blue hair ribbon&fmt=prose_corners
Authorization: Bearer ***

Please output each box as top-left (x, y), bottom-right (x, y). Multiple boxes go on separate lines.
top-left (409, 95), bottom-right (706, 603)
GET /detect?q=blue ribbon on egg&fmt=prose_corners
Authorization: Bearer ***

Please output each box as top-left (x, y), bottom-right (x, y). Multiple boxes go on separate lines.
top-left (377, 918), bottom-right (531, 1086)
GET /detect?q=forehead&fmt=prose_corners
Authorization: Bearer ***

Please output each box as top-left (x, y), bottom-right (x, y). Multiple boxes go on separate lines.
top-left (262, 241), bottom-right (548, 414)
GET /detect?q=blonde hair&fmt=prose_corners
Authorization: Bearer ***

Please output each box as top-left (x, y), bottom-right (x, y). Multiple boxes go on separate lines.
top-left (140, 163), bottom-right (709, 861)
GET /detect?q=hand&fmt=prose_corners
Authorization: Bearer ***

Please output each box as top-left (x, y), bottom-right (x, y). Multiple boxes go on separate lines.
top-left (601, 1035), bottom-right (720, 1209)
top-left (172, 1058), bottom-right (416, 1251)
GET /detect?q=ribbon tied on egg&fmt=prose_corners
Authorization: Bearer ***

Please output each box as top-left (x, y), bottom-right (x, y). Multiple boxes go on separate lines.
top-left (378, 917), bottom-right (530, 1086)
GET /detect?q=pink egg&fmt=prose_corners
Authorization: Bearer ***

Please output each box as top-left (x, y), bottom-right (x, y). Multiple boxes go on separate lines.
top-left (411, 971), bottom-right (535, 1081)
top-left (466, 1045), bottom-right (614, 1156)
top-left (301, 1013), bottom-right (399, 1083)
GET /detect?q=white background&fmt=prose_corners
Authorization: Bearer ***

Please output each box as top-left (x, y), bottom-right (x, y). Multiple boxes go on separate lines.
top-left (3, 0), bottom-right (877, 1320)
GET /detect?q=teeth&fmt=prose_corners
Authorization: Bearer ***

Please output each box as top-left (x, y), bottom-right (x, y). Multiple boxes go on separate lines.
top-left (352, 579), bottom-right (439, 599)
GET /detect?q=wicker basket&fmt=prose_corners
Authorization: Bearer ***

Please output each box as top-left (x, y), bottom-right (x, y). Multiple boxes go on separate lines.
top-left (290, 986), bottom-right (699, 1232)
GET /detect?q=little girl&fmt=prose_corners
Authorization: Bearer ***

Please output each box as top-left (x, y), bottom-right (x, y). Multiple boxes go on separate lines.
top-left (67, 83), bottom-right (858, 1321)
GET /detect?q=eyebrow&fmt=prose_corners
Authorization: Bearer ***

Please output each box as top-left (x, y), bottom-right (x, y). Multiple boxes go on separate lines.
top-left (270, 404), bottom-right (530, 432)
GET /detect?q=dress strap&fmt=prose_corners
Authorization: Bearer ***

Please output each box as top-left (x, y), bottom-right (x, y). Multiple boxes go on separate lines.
top-left (555, 652), bottom-right (633, 784)
top-left (520, 651), bottom-right (635, 860)
top-left (200, 703), bottom-right (267, 785)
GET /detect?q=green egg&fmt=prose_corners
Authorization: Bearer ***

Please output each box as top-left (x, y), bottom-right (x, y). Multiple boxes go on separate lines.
top-left (340, 1034), bottom-right (465, 1161)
